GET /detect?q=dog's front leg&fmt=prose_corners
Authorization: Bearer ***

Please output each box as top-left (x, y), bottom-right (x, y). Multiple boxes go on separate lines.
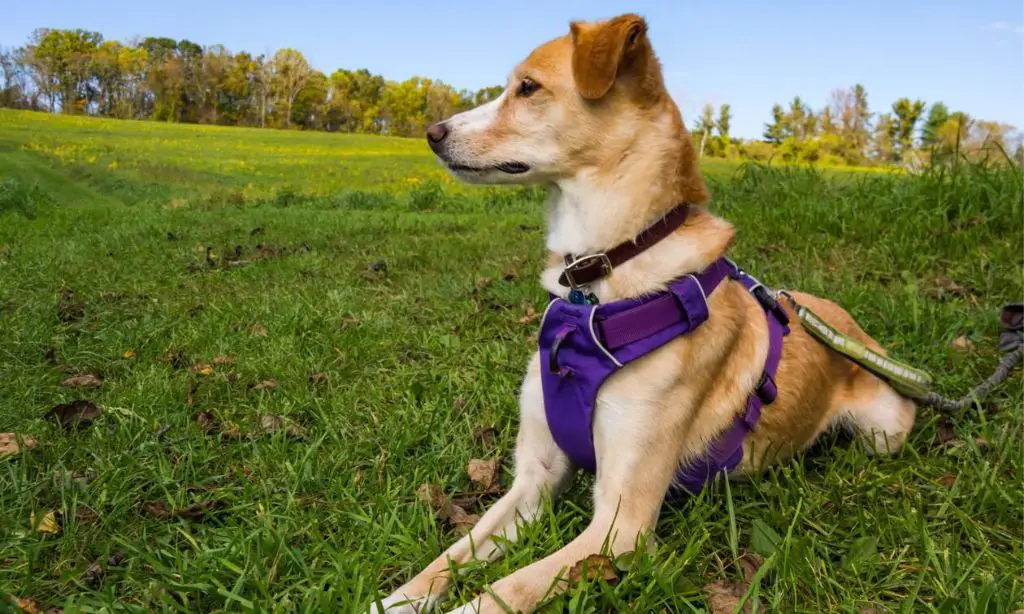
top-left (371, 354), bottom-right (575, 613)
top-left (444, 393), bottom-right (682, 614)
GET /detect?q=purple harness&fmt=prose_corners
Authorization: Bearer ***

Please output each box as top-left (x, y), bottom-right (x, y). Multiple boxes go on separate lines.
top-left (538, 258), bottom-right (790, 497)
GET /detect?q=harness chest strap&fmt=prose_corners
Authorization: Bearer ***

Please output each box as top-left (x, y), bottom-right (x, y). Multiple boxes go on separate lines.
top-left (538, 257), bottom-right (791, 496)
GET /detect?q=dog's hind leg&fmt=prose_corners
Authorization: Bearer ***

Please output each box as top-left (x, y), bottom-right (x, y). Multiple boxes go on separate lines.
top-left (833, 371), bottom-right (917, 455)
top-left (371, 354), bottom-right (575, 613)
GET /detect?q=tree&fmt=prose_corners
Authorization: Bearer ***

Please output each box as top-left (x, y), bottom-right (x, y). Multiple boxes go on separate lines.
top-left (764, 104), bottom-right (785, 144)
top-left (693, 103), bottom-right (715, 157)
top-left (716, 103), bottom-right (731, 140)
top-left (291, 70), bottom-right (328, 129)
top-left (921, 102), bottom-right (949, 147)
top-left (0, 46), bottom-right (31, 109)
top-left (871, 113), bottom-right (896, 163)
top-left (890, 98), bottom-right (925, 163)
top-left (24, 28), bottom-right (103, 113)
top-left (270, 48), bottom-right (311, 128)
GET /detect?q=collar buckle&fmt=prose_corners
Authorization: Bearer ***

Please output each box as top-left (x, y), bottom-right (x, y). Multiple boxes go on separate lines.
top-left (563, 253), bottom-right (613, 289)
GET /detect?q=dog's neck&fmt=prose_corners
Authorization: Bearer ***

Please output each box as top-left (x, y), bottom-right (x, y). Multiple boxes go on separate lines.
top-left (541, 106), bottom-right (735, 301)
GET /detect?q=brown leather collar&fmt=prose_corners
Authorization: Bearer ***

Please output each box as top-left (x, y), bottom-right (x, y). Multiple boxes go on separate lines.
top-left (557, 203), bottom-right (691, 288)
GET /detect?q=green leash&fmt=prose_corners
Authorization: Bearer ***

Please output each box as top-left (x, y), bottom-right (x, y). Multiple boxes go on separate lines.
top-left (778, 292), bottom-right (1022, 412)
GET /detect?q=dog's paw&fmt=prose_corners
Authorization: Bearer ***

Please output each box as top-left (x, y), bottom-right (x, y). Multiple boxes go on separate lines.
top-left (368, 591), bottom-right (440, 614)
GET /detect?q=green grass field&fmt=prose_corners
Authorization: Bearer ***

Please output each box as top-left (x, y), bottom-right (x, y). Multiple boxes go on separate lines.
top-left (0, 109), bottom-right (1021, 613)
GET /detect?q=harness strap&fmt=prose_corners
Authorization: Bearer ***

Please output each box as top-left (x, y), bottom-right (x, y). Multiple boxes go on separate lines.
top-left (597, 259), bottom-right (733, 350)
top-left (672, 268), bottom-right (790, 494)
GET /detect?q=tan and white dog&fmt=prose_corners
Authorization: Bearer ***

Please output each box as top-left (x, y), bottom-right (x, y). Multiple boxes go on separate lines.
top-left (372, 13), bottom-right (915, 614)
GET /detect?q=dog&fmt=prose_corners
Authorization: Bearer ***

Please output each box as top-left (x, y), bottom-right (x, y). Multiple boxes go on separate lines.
top-left (371, 13), bottom-right (916, 613)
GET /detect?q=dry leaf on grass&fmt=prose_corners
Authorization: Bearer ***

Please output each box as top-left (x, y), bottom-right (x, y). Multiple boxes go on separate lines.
top-left (60, 374), bottom-right (103, 388)
top-left (57, 288), bottom-right (84, 323)
top-left (951, 336), bottom-right (975, 352)
top-left (937, 475), bottom-right (957, 487)
top-left (416, 483), bottom-right (480, 535)
top-left (73, 506), bottom-right (99, 524)
top-left (705, 579), bottom-right (757, 614)
top-left (45, 400), bottom-right (101, 430)
top-left (934, 418), bottom-right (956, 447)
top-left (473, 425), bottom-right (497, 447)
top-left (211, 355), bottom-right (234, 366)
top-left (308, 373), bottom-right (330, 386)
top-left (736, 552), bottom-right (765, 582)
top-left (467, 458), bottom-right (501, 492)
top-left (122, 350), bottom-right (135, 359)
top-left (8, 597), bottom-right (62, 614)
top-left (82, 560), bottom-right (104, 587)
top-left (0, 433), bottom-right (36, 457)
top-left (250, 324), bottom-right (268, 337)
top-left (32, 511), bottom-right (60, 535)
top-left (141, 500), bottom-right (226, 520)
top-left (191, 363), bottom-right (214, 376)
top-left (566, 554), bottom-right (619, 586)
top-left (258, 414), bottom-right (305, 438)
top-left (517, 305), bottom-right (540, 325)
top-left (250, 379), bottom-right (278, 391)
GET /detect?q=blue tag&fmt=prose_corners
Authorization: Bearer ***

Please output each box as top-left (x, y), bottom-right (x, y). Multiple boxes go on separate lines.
top-left (569, 289), bottom-right (598, 305)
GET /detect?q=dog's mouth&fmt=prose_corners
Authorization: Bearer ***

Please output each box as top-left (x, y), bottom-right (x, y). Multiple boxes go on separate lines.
top-left (447, 161), bottom-right (530, 175)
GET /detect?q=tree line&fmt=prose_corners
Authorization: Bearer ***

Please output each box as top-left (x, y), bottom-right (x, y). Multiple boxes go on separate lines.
top-left (0, 28), bottom-right (502, 136)
top-left (692, 85), bottom-right (1021, 167)
top-left (1, 28), bottom-right (1020, 167)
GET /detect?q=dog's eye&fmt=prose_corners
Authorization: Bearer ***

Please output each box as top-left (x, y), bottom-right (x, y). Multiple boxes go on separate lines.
top-left (517, 78), bottom-right (541, 97)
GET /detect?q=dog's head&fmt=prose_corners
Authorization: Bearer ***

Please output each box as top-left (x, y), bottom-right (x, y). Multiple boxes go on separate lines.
top-left (427, 13), bottom-right (673, 185)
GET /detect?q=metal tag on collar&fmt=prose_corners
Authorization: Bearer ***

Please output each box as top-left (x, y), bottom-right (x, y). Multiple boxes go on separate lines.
top-left (563, 253), bottom-right (613, 289)
top-left (568, 288), bottom-right (598, 305)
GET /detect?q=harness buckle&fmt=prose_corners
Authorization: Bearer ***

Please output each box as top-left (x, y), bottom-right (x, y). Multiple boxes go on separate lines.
top-left (751, 284), bottom-right (790, 327)
top-left (756, 371), bottom-right (778, 405)
top-left (563, 253), bottom-right (613, 289)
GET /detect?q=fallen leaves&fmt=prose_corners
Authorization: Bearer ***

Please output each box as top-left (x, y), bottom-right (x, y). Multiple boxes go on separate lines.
top-left (249, 379), bottom-right (278, 391)
top-left (250, 324), bottom-right (268, 337)
top-left (7, 596), bottom-right (62, 614)
top-left (211, 355), bottom-right (234, 366)
top-left (60, 373), bottom-right (103, 388)
top-left (416, 484), bottom-right (479, 535)
top-left (32, 511), bottom-right (60, 535)
top-left (141, 500), bottom-right (226, 520)
top-left (191, 363), bottom-right (214, 376)
top-left (45, 400), bottom-right (101, 430)
top-left (704, 551), bottom-right (765, 614)
top-left (467, 458), bottom-right (501, 493)
top-left (516, 305), bottom-right (540, 325)
top-left (927, 275), bottom-right (978, 303)
top-left (937, 475), bottom-right (957, 487)
top-left (57, 288), bottom-right (84, 323)
top-left (258, 414), bottom-right (305, 438)
top-left (473, 425), bottom-right (497, 448)
top-left (566, 554), bottom-right (620, 586)
top-left (308, 372), bottom-right (330, 386)
top-left (951, 335), bottom-right (976, 352)
top-left (0, 433), bottom-right (36, 457)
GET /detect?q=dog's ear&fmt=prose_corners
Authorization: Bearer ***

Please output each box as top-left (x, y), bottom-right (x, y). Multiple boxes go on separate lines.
top-left (570, 14), bottom-right (648, 100)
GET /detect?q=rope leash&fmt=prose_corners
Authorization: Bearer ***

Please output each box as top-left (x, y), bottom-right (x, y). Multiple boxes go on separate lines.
top-left (780, 294), bottom-right (1022, 413)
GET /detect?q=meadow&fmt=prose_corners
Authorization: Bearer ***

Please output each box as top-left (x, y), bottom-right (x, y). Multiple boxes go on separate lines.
top-left (0, 108), bottom-right (1021, 613)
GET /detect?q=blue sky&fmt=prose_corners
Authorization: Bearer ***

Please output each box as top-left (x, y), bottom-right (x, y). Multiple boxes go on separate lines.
top-left (2, 0), bottom-right (1021, 139)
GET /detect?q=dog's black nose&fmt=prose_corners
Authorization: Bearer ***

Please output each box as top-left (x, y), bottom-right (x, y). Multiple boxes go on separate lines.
top-left (426, 122), bottom-right (449, 152)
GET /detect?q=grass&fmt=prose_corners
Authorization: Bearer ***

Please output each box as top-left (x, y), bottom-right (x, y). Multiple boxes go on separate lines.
top-left (0, 109), bottom-right (1021, 613)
